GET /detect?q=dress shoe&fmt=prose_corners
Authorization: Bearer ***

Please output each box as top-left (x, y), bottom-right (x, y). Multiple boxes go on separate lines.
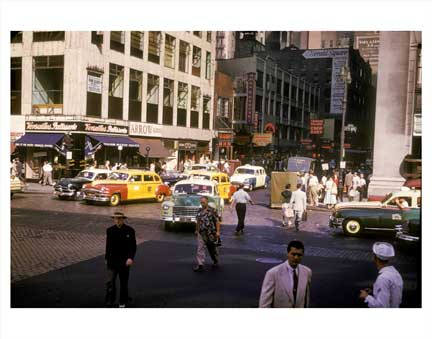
top-left (193, 265), bottom-right (204, 272)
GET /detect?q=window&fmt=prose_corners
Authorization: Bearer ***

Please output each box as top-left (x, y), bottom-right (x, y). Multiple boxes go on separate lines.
top-left (163, 78), bottom-right (174, 125)
top-left (217, 97), bottom-right (230, 117)
top-left (86, 70), bottom-right (103, 117)
top-left (206, 31), bottom-right (212, 42)
top-left (255, 95), bottom-right (262, 113)
top-left (110, 31), bottom-right (125, 53)
top-left (11, 31), bottom-right (23, 43)
top-left (144, 175), bottom-right (154, 182)
top-left (108, 63), bottom-right (124, 119)
top-left (146, 74), bottom-right (159, 123)
top-left (191, 86), bottom-right (200, 128)
top-left (11, 58), bottom-right (22, 115)
top-left (91, 31), bottom-right (103, 45)
top-left (32, 55), bottom-right (64, 110)
top-left (257, 71), bottom-right (263, 88)
top-left (329, 40), bottom-right (333, 48)
top-left (164, 34), bottom-right (176, 69)
top-left (129, 69), bottom-right (143, 122)
top-left (179, 40), bottom-right (190, 73)
top-left (234, 97), bottom-right (246, 121)
top-left (130, 175), bottom-right (143, 182)
top-left (148, 31), bottom-right (161, 64)
top-left (130, 31), bottom-right (144, 58)
top-left (203, 96), bottom-right (211, 129)
top-left (205, 52), bottom-right (211, 80)
top-left (33, 31), bottom-right (65, 42)
top-left (193, 31), bottom-right (202, 38)
top-left (177, 82), bottom-right (188, 127)
top-left (192, 46), bottom-right (201, 77)
top-left (277, 79), bottom-right (282, 94)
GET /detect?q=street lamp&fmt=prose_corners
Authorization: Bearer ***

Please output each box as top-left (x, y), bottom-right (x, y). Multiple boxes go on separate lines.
top-left (117, 145), bottom-right (123, 163)
top-left (145, 146), bottom-right (151, 169)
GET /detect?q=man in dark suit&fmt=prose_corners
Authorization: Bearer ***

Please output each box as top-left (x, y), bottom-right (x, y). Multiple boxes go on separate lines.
top-left (105, 212), bottom-right (137, 308)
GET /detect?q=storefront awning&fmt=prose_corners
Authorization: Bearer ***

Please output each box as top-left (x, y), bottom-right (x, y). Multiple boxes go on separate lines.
top-left (90, 135), bottom-right (139, 148)
top-left (15, 133), bottom-right (64, 148)
top-left (131, 137), bottom-right (173, 158)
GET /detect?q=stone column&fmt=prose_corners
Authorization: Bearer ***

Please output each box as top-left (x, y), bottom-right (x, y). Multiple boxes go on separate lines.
top-left (368, 31), bottom-right (411, 198)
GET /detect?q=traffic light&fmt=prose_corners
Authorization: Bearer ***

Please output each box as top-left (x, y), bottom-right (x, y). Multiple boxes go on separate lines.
top-left (80, 160), bottom-right (86, 168)
top-left (68, 159), bottom-right (75, 168)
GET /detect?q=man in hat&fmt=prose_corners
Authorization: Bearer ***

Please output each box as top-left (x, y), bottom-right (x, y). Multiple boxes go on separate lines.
top-left (105, 212), bottom-right (137, 308)
top-left (359, 242), bottom-right (403, 308)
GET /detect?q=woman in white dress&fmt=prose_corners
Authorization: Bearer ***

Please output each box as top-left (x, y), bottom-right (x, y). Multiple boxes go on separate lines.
top-left (324, 176), bottom-right (337, 208)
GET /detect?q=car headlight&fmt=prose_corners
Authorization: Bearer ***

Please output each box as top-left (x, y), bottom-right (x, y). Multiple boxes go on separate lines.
top-left (68, 184), bottom-right (73, 189)
top-left (163, 205), bottom-right (170, 210)
top-left (244, 178), bottom-right (251, 183)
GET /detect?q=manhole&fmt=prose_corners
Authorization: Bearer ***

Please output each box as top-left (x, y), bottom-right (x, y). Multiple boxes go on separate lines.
top-left (256, 257), bottom-right (283, 264)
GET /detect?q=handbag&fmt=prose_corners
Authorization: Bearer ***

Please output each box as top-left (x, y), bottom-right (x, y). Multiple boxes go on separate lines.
top-left (302, 210), bottom-right (308, 221)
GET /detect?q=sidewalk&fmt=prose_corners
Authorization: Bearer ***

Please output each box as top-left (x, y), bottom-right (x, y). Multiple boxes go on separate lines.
top-left (23, 182), bottom-right (55, 194)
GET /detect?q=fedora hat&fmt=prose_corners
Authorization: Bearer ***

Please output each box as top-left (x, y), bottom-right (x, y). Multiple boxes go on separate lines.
top-left (111, 211), bottom-right (128, 219)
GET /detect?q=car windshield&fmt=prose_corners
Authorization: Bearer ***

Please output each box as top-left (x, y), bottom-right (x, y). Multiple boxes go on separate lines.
top-left (173, 195), bottom-right (217, 206)
top-left (108, 172), bottom-right (129, 181)
top-left (381, 193), bottom-right (393, 204)
top-left (77, 171), bottom-right (94, 179)
top-left (174, 184), bottom-right (213, 194)
top-left (189, 174), bottom-right (211, 181)
top-left (191, 165), bottom-right (208, 170)
top-left (235, 168), bottom-right (255, 175)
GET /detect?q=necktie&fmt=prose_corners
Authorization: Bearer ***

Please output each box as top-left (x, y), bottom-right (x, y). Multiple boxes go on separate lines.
top-left (293, 268), bottom-right (298, 305)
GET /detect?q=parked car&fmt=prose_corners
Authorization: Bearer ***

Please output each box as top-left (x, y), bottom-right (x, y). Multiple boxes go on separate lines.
top-left (395, 208), bottom-right (421, 251)
top-left (54, 169), bottom-right (111, 200)
top-left (329, 187), bottom-right (421, 236)
top-left (188, 170), bottom-right (236, 201)
top-left (160, 170), bottom-right (188, 187)
top-left (82, 169), bottom-right (171, 206)
top-left (230, 164), bottom-right (268, 191)
top-left (160, 179), bottom-right (224, 229)
top-left (183, 163), bottom-right (219, 175)
top-left (10, 175), bottom-right (25, 197)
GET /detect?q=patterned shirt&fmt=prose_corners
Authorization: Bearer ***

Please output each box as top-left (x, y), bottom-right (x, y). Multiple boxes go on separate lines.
top-left (196, 206), bottom-right (220, 235)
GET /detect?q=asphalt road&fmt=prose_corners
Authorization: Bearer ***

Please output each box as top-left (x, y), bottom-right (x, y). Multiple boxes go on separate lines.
top-left (10, 187), bottom-right (421, 308)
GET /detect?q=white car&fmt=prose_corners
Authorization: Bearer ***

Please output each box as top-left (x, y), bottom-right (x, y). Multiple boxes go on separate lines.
top-left (183, 163), bottom-right (219, 174)
top-left (230, 165), bottom-right (268, 191)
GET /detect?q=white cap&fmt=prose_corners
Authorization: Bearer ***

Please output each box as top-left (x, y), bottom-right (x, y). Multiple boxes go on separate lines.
top-left (372, 242), bottom-right (395, 260)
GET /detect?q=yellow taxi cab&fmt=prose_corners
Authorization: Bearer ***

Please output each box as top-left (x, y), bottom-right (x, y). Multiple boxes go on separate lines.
top-left (82, 169), bottom-right (171, 206)
top-left (188, 170), bottom-right (236, 201)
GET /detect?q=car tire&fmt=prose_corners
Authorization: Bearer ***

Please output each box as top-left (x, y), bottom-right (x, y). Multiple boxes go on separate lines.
top-left (249, 185), bottom-right (254, 192)
top-left (343, 219), bottom-right (362, 236)
top-left (109, 193), bottom-right (121, 207)
top-left (155, 193), bottom-right (165, 203)
top-left (164, 221), bottom-right (172, 230)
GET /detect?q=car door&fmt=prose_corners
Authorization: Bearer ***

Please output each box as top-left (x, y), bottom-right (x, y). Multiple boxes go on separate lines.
top-left (127, 174), bottom-right (144, 200)
top-left (143, 174), bottom-right (157, 198)
top-left (379, 197), bottom-right (407, 231)
top-left (217, 174), bottom-right (230, 200)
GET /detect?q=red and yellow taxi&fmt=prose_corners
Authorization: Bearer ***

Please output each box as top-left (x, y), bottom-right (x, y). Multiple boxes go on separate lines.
top-left (188, 170), bottom-right (236, 201)
top-left (82, 169), bottom-right (171, 206)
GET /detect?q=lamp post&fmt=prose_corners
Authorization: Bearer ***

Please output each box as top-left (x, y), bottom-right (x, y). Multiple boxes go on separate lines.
top-left (145, 146), bottom-right (151, 169)
top-left (339, 60), bottom-right (351, 201)
top-left (117, 145), bottom-right (123, 164)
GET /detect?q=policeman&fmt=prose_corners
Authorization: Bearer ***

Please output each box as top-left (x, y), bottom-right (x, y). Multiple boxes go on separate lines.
top-left (359, 242), bottom-right (403, 308)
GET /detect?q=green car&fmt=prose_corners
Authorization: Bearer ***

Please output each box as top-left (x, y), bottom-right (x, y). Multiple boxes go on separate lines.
top-left (329, 188), bottom-right (421, 236)
top-left (395, 208), bottom-right (421, 250)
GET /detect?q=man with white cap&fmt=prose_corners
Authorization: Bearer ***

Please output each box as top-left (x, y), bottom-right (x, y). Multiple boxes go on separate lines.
top-left (359, 242), bottom-right (403, 308)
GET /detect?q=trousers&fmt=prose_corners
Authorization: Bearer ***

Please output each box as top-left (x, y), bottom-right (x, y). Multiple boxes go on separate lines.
top-left (105, 264), bottom-right (130, 305)
top-left (293, 210), bottom-right (303, 230)
top-left (235, 203), bottom-right (247, 232)
top-left (196, 232), bottom-right (218, 265)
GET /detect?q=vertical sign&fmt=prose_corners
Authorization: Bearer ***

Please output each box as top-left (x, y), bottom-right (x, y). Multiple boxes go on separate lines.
top-left (246, 72), bottom-right (256, 124)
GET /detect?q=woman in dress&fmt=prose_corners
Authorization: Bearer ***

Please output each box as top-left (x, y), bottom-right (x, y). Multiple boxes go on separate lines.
top-left (324, 176), bottom-right (337, 209)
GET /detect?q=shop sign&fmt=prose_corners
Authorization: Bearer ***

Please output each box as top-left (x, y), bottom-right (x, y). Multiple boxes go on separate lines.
top-left (264, 123), bottom-right (276, 134)
top-left (217, 132), bottom-right (233, 147)
top-left (83, 122), bottom-right (128, 135)
top-left (87, 74), bottom-right (102, 94)
top-left (252, 133), bottom-right (273, 147)
top-left (178, 142), bottom-right (197, 151)
top-left (310, 119), bottom-right (324, 134)
top-left (26, 121), bottom-right (80, 132)
top-left (33, 152), bottom-right (47, 157)
top-left (246, 73), bottom-right (256, 125)
top-left (300, 139), bottom-right (312, 144)
top-left (234, 135), bottom-right (251, 145)
top-left (129, 122), bottom-right (162, 137)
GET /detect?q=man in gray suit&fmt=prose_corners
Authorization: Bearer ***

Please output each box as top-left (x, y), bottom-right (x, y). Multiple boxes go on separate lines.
top-left (290, 183), bottom-right (307, 231)
top-left (259, 240), bottom-right (312, 308)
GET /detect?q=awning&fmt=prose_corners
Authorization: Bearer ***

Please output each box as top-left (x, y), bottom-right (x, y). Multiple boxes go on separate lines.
top-left (15, 133), bottom-right (64, 148)
top-left (131, 137), bottom-right (173, 158)
top-left (90, 135), bottom-right (139, 148)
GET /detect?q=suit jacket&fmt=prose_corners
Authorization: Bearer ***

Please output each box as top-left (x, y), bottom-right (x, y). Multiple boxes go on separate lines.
top-left (259, 262), bottom-right (312, 308)
top-left (290, 189), bottom-right (307, 212)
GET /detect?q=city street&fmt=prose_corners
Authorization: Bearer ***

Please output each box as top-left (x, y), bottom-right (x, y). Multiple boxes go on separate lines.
top-left (11, 186), bottom-right (421, 308)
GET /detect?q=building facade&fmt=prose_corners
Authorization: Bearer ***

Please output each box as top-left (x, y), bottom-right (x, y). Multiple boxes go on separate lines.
top-left (11, 31), bottom-right (216, 180)
top-left (217, 54), bottom-right (319, 162)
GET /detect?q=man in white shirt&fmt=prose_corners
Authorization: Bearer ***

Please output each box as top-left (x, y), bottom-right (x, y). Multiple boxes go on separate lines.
top-left (259, 240), bottom-right (312, 308)
top-left (307, 170), bottom-right (319, 207)
top-left (358, 173), bottom-right (367, 201)
top-left (42, 161), bottom-right (53, 186)
top-left (290, 183), bottom-right (307, 231)
top-left (359, 242), bottom-right (403, 308)
top-left (230, 183), bottom-right (254, 235)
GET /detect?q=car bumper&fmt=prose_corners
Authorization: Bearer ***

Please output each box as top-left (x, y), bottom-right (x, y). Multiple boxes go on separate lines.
top-left (161, 215), bottom-right (197, 223)
top-left (83, 191), bottom-right (110, 202)
top-left (329, 215), bottom-right (344, 228)
top-left (54, 188), bottom-right (76, 197)
top-left (396, 232), bottom-right (419, 243)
